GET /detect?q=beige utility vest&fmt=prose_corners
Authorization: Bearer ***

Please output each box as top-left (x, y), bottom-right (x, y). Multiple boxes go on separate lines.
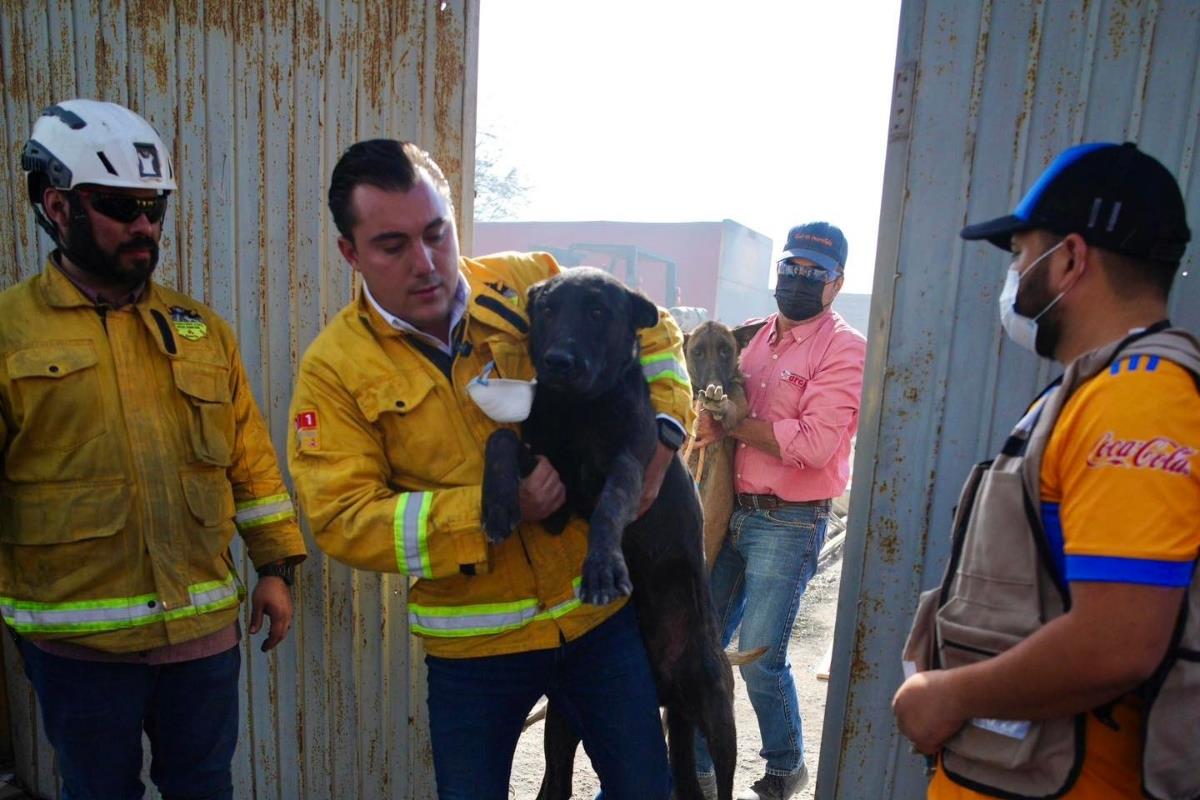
top-left (904, 326), bottom-right (1200, 800)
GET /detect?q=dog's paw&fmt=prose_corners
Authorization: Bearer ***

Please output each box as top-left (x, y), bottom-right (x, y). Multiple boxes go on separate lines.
top-left (482, 429), bottom-right (523, 544)
top-left (483, 492), bottom-right (521, 544)
top-left (699, 383), bottom-right (732, 420)
top-left (580, 550), bottom-right (633, 606)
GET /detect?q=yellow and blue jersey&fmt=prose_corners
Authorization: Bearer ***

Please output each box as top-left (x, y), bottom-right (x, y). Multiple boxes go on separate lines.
top-left (1042, 354), bottom-right (1200, 588)
top-left (931, 352), bottom-right (1200, 800)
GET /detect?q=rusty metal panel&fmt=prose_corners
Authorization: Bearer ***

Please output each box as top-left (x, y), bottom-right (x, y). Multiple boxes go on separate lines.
top-left (818, 1), bottom-right (1200, 797)
top-left (0, 2), bottom-right (479, 798)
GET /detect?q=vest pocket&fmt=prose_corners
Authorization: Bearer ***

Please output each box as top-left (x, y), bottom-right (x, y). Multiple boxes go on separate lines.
top-left (355, 373), bottom-right (465, 482)
top-left (902, 587), bottom-right (940, 673)
top-left (180, 468), bottom-right (236, 527)
top-left (1141, 648), bottom-right (1200, 799)
top-left (0, 480), bottom-right (131, 599)
top-left (7, 341), bottom-right (106, 452)
top-left (172, 361), bottom-right (235, 466)
top-left (935, 617), bottom-right (1045, 770)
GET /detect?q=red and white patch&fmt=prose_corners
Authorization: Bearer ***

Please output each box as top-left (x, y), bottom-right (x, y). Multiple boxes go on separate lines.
top-left (1086, 432), bottom-right (1194, 476)
top-left (780, 369), bottom-right (807, 389)
top-left (295, 410), bottom-right (320, 450)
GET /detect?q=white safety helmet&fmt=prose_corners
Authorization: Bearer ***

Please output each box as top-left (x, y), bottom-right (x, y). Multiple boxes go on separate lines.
top-left (22, 100), bottom-right (176, 236)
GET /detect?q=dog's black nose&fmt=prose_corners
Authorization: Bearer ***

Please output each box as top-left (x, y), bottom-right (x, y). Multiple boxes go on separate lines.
top-left (541, 350), bottom-right (576, 374)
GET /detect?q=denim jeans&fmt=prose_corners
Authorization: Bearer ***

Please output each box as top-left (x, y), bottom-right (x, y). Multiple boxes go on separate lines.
top-left (16, 637), bottom-right (240, 800)
top-left (425, 603), bottom-right (671, 800)
top-left (694, 502), bottom-right (828, 777)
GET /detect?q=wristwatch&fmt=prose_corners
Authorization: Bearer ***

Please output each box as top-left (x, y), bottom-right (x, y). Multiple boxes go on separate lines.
top-left (256, 561), bottom-right (296, 587)
top-left (656, 417), bottom-right (686, 451)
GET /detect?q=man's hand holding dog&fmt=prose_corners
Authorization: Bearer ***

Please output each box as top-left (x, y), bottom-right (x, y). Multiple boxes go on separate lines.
top-left (693, 411), bottom-right (727, 448)
top-left (519, 455), bottom-right (566, 522)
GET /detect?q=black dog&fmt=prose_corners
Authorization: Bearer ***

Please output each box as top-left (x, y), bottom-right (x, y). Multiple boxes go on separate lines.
top-left (482, 267), bottom-right (737, 800)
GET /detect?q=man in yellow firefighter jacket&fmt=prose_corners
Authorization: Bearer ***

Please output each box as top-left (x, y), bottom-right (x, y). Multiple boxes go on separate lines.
top-left (288, 140), bottom-right (694, 799)
top-left (895, 142), bottom-right (1199, 799)
top-left (1, 100), bottom-right (307, 800)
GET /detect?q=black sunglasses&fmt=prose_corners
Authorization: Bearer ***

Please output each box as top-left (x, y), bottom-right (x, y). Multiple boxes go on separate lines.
top-left (76, 190), bottom-right (170, 224)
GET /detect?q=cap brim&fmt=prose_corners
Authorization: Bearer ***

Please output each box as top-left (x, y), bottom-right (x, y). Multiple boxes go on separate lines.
top-left (778, 247), bottom-right (841, 274)
top-left (960, 214), bottom-right (1032, 251)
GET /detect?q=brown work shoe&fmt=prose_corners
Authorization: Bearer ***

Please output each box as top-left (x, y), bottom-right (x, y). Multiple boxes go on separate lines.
top-left (736, 765), bottom-right (809, 800)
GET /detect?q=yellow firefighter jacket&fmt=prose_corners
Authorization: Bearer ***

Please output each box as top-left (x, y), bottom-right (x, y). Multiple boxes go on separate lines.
top-left (288, 252), bottom-right (694, 658)
top-left (0, 261), bottom-right (307, 653)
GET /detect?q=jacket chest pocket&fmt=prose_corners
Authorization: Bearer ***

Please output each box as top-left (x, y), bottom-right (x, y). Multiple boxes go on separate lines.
top-left (173, 360), bottom-right (235, 467)
top-left (487, 339), bottom-right (536, 382)
top-left (7, 342), bottom-right (106, 452)
top-left (357, 373), bottom-right (465, 483)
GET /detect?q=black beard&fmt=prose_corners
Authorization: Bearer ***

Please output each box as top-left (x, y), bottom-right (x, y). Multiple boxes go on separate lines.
top-left (1017, 261), bottom-right (1062, 358)
top-left (61, 201), bottom-right (159, 286)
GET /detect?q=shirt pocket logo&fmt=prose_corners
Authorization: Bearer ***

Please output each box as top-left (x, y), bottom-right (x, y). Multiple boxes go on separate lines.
top-left (780, 369), bottom-right (807, 389)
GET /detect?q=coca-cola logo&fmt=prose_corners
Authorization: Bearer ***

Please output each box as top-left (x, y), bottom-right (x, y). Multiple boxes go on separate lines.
top-left (1086, 432), bottom-right (1195, 475)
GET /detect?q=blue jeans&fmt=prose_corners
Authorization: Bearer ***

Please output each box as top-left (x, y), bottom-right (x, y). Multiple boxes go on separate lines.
top-left (694, 502), bottom-right (828, 777)
top-left (425, 603), bottom-right (670, 800)
top-left (16, 637), bottom-right (240, 800)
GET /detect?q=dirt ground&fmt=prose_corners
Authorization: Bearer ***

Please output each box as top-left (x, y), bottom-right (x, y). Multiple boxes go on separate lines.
top-left (508, 547), bottom-right (843, 799)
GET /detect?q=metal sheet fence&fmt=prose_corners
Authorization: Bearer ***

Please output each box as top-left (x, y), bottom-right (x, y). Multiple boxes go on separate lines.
top-left (819, 1), bottom-right (1200, 797)
top-left (0, 1), bottom-right (479, 797)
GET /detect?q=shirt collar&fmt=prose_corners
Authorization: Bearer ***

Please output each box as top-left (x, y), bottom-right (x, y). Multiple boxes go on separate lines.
top-left (45, 254), bottom-right (148, 309)
top-left (769, 308), bottom-right (832, 344)
top-left (363, 272), bottom-right (470, 354)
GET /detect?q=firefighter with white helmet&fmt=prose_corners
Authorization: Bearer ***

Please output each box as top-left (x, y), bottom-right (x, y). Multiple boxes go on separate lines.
top-left (2, 99), bottom-right (306, 799)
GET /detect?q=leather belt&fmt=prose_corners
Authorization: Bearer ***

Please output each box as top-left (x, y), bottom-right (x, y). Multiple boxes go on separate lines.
top-left (735, 493), bottom-right (829, 510)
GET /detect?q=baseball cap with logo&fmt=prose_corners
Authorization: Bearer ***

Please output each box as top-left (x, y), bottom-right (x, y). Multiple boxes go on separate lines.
top-left (961, 141), bottom-right (1191, 264)
top-left (777, 221), bottom-right (848, 277)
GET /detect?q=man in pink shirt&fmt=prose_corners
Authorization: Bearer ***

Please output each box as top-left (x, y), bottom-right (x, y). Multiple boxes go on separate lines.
top-left (693, 222), bottom-right (866, 800)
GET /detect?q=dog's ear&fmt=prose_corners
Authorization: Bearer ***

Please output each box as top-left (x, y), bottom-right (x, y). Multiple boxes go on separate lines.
top-left (627, 288), bottom-right (660, 330)
top-left (526, 280), bottom-right (549, 310)
top-left (732, 318), bottom-right (768, 351)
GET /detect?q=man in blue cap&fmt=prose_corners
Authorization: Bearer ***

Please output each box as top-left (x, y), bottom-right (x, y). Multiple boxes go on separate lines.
top-left (894, 142), bottom-right (1199, 799)
top-left (694, 222), bottom-right (866, 799)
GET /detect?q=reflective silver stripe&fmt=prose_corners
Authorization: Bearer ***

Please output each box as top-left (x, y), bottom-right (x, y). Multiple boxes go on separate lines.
top-left (410, 606), bottom-right (537, 634)
top-left (409, 582), bottom-right (584, 637)
top-left (234, 496), bottom-right (295, 527)
top-left (4, 602), bottom-right (160, 628)
top-left (395, 492), bottom-right (433, 577)
top-left (0, 575), bottom-right (240, 633)
top-left (641, 356), bottom-right (689, 384)
top-left (188, 580), bottom-right (240, 609)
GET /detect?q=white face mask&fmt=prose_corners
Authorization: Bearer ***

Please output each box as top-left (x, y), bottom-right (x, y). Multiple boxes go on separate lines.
top-left (998, 240), bottom-right (1067, 355)
top-left (466, 361), bottom-right (536, 423)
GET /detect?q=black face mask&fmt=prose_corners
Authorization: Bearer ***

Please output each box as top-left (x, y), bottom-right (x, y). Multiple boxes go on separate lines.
top-left (774, 276), bottom-right (827, 322)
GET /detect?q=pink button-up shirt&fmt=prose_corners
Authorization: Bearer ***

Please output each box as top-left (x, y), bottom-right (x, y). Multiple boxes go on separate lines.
top-left (734, 309), bottom-right (866, 502)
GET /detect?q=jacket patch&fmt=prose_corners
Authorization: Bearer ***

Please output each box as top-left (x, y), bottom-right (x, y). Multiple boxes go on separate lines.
top-left (780, 369), bottom-right (807, 389)
top-left (295, 410), bottom-right (320, 450)
top-left (169, 306), bottom-right (208, 341)
top-left (484, 281), bottom-right (519, 304)
top-left (1086, 432), bottom-right (1194, 475)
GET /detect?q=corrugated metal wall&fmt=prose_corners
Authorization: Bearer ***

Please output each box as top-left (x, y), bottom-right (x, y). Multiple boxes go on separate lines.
top-left (0, 1), bottom-right (479, 797)
top-left (818, 1), bottom-right (1200, 797)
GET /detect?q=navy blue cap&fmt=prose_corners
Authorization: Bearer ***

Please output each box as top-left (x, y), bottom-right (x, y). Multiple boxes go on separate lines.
top-left (961, 142), bottom-right (1191, 264)
top-left (777, 221), bottom-right (848, 275)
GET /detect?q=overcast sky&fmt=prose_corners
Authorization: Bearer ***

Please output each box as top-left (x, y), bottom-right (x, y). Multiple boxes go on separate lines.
top-left (475, 0), bottom-right (903, 295)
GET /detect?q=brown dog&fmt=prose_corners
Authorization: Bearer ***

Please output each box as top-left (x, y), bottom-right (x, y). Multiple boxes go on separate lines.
top-left (683, 320), bottom-right (767, 570)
